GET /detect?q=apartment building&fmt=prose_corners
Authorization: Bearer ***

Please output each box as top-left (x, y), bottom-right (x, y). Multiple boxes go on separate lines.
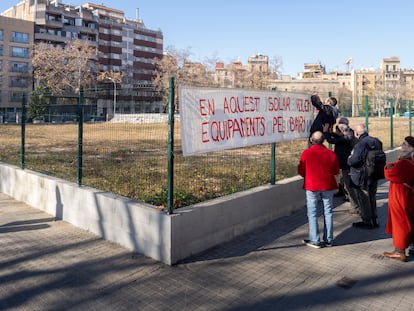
top-left (0, 15), bottom-right (34, 121)
top-left (2, 0), bottom-right (164, 115)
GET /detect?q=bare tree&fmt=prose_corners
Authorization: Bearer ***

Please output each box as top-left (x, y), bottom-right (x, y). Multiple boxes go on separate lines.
top-left (269, 55), bottom-right (283, 79)
top-left (152, 46), bottom-right (213, 111)
top-left (152, 47), bottom-right (284, 110)
top-left (32, 39), bottom-right (98, 94)
top-left (203, 52), bottom-right (221, 72)
top-left (385, 78), bottom-right (405, 115)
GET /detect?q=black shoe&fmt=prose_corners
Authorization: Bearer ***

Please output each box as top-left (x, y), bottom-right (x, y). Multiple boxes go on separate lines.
top-left (352, 221), bottom-right (374, 229)
top-left (324, 241), bottom-right (334, 247)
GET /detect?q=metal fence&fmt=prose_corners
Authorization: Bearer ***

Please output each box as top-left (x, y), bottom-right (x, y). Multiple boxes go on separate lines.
top-left (0, 87), bottom-right (412, 212)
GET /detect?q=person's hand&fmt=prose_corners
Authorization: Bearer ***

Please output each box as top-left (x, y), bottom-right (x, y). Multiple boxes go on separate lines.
top-left (322, 123), bottom-right (330, 132)
top-left (311, 94), bottom-right (320, 103)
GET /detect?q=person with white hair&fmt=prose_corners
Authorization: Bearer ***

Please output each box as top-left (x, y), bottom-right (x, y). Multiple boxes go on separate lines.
top-left (347, 123), bottom-right (382, 229)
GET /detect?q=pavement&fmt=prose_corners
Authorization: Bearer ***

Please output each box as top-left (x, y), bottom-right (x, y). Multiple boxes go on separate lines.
top-left (1, 181), bottom-right (414, 311)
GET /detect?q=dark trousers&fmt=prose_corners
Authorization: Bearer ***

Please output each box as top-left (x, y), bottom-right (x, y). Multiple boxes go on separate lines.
top-left (355, 180), bottom-right (378, 224)
top-left (342, 169), bottom-right (359, 210)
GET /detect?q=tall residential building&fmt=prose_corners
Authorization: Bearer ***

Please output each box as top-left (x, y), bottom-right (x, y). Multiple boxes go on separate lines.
top-left (0, 15), bottom-right (34, 120)
top-left (2, 0), bottom-right (164, 116)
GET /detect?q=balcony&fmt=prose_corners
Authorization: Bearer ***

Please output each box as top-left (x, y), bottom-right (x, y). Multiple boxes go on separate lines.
top-left (46, 19), bottom-right (63, 28)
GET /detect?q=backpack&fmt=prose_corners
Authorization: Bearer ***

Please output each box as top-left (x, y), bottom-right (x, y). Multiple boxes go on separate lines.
top-left (364, 138), bottom-right (386, 180)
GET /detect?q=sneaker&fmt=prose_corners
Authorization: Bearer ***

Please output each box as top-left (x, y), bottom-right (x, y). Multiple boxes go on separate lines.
top-left (324, 241), bottom-right (334, 247)
top-left (303, 239), bottom-right (322, 249)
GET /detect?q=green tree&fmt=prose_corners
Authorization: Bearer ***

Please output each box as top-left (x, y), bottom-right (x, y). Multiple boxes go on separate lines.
top-left (28, 87), bottom-right (49, 120)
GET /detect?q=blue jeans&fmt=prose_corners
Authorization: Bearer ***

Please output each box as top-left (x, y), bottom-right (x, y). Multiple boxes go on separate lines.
top-left (305, 190), bottom-right (334, 244)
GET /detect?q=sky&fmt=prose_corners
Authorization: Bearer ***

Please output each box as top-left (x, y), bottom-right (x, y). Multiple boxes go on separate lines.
top-left (2, 0), bottom-right (414, 76)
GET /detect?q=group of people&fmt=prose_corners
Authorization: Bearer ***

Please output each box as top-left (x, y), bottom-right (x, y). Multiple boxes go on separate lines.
top-left (297, 94), bottom-right (414, 262)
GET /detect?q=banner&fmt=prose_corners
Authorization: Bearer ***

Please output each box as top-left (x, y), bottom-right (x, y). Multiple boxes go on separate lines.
top-left (179, 86), bottom-right (314, 156)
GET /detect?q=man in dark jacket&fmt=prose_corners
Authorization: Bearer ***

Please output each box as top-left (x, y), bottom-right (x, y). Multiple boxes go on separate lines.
top-left (323, 118), bottom-right (359, 214)
top-left (309, 95), bottom-right (339, 136)
top-left (347, 123), bottom-right (381, 229)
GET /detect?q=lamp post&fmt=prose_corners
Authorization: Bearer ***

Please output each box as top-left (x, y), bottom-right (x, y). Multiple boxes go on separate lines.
top-left (108, 77), bottom-right (116, 117)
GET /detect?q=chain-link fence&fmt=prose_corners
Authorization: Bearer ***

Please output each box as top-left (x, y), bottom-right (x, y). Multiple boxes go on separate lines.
top-left (0, 88), bottom-right (412, 209)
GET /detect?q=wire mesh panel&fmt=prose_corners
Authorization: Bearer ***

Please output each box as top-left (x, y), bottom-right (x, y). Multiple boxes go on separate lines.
top-left (0, 90), bottom-right (412, 209)
top-left (82, 119), bottom-right (169, 206)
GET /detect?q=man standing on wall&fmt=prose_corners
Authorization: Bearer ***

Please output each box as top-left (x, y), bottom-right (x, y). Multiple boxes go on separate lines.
top-left (309, 95), bottom-right (339, 137)
top-left (298, 131), bottom-right (340, 248)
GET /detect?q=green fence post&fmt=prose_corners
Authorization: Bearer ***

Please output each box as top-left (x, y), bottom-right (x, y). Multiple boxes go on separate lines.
top-left (167, 77), bottom-right (175, 214)
top-left (270, 88), bottom-right (277, 185)
top-left (365, 95), bottom-right (369, 132)
top-left (409, 100), bottom-right (413, 137)
top-left (77, 86), bottom-right (84, 186)
top-left (21, 93), bottom-right (26, 170)
top-left (390, 98), bottom-right (394, 149)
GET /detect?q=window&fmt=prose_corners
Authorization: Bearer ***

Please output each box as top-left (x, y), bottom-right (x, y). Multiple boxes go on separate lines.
top-left (112, 29), bottom-right (121, 36)
top-left (11, 47), bottom-right (30, 58)
top-left (10, 77), bottom-right (29, 88)
top-left (63, 17), bottom-right (75, 25)
top-left (11, 62), bottom-right (29, 73)
top-left (12, 32), bottom-right (30, 43)
top-left (0, 45), bottom-right (3, 56)
top-left (0, 30), bottom-right (3, 41)
top-left (10, 91), bottom-right (25, 102)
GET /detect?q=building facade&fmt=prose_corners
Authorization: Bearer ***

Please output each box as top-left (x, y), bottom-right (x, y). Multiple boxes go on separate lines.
top-left (1, 0), bottom-right (164, 117)
top-left (0, 15), bottom-right (34, 120)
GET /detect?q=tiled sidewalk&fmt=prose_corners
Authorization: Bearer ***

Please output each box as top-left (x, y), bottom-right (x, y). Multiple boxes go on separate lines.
top-left (0, 181), bottom-right (413, 311)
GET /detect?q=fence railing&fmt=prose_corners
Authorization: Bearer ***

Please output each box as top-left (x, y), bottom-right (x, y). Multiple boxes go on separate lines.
top-left (0, 87), bottom-right (412, 212)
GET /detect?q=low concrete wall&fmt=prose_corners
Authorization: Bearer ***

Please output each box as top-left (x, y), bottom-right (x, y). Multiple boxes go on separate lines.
top-left (0, 148), bottom-right (399, 265)
top-left (170, 176), bottom-right (305, 262)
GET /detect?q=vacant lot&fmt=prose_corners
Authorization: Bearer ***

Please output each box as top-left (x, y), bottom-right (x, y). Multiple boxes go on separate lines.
top-left (0, 117), bottom-right (411, 207)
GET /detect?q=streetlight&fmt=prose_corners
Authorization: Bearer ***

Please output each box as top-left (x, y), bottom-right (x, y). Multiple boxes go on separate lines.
top-left (108, 77), bottom-right (116, 117)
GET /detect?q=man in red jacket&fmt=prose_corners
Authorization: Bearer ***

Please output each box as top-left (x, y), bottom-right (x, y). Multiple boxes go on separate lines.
top-left (298, 131), bottom-right (340, 248)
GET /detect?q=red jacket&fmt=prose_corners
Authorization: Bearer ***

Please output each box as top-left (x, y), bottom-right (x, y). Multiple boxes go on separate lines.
top-left (384, 158), bottom-right (414, 249)
top-left (298, 144), bottom-right (340, 191)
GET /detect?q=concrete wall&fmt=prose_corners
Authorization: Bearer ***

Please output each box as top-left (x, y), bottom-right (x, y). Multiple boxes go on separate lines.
top-left (0, 148), bottom-right (399, 265)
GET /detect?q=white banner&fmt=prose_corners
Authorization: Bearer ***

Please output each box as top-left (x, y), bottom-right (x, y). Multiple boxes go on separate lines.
top-left (179, 86), bottom-right (314, 156)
